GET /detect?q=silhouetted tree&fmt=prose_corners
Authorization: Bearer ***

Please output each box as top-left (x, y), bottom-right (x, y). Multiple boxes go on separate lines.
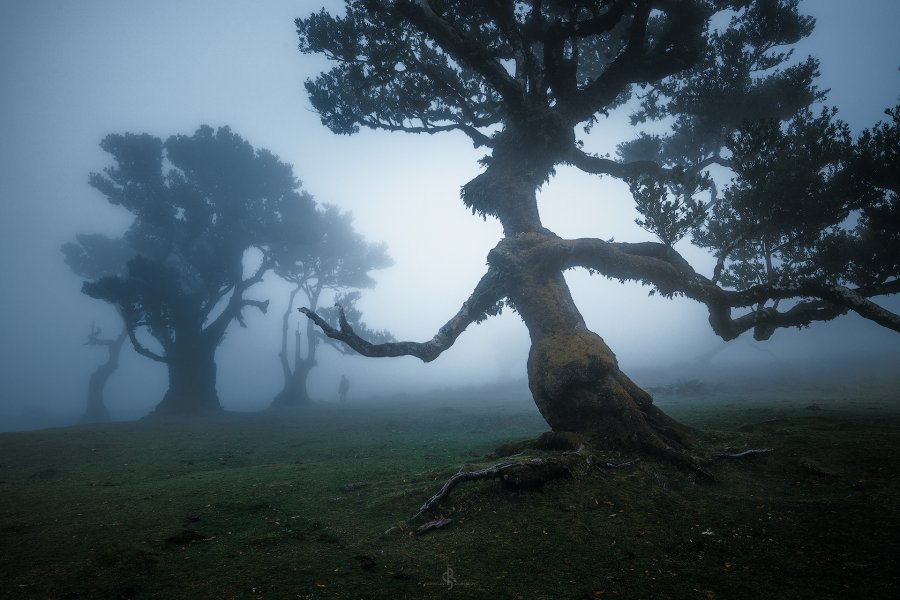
top-left (297, 1), bottom-right (898, 464)
top-left (62, 234), bottom-right (135, 422)
top-left (81, 126), bottom-right (316, 416)
top-left (270, 205), bottom-right (392, 407)
top-left (81, 322), bottom-right (127, 422)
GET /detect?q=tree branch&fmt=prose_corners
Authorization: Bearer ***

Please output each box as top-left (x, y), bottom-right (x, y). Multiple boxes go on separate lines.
top-left (300, 267), bottom-right (506, 362)
top-left (566, 146), bottom-right (727, 181)
top-left (566, 146), bottom-right (667, 179)
top-left (564, 0), bottom-right (707, 123)
top-left (125, 324), bottom-right (167, 363)
top-left (482, 0), bottom-right (539, 95)
top-left (359, 117), bottom-right (493, 147)
top-left (234, 299), bottom-right (270, 328)
top-left (204, 256), bottom-right (273, 340)
top-left (542, 2), bottom-right (628, 42)
top-left (548, 237), bottom-right (900, 338)
top-left (392, 0), bottom-right (524, 107)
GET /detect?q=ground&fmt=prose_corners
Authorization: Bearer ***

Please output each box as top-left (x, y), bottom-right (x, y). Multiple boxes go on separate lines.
top-left (0, 382), bottom-right (898, 599)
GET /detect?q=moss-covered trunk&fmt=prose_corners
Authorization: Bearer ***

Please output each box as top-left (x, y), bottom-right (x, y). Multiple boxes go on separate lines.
top-left (470, 120), bottom-right (696, 458)
top-left (492, 232), bottom-right (694, 458)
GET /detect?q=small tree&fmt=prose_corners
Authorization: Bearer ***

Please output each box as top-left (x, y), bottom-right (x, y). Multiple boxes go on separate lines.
top-left (62, 233), bottom-right (135, 422)
top-left (296, 1), bottom-right (898, 465)
top-left (81, 126), bottom-right (316, 416)
top-left (271, 205), bottom-right (392, 407)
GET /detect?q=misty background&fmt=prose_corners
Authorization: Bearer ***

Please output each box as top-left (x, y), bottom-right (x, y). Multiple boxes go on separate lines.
top-left (1, 1), bottom-right (898, 430)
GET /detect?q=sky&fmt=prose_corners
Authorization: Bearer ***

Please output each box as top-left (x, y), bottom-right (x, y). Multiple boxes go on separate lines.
top-left (0, 1), bottom-right (898, 429)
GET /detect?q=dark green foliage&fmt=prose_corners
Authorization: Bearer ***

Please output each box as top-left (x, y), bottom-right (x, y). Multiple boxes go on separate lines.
top-left (298, 1), bottom-right (899, 341)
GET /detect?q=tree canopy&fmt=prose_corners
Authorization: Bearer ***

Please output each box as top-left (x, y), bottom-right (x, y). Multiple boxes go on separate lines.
top-left (296, 1), bottom-right (898, 458)
top-left (298, 0), bottom-right (898, 342)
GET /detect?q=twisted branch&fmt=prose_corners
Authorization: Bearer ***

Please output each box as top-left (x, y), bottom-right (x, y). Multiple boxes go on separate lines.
top-left (299, 267), bottom-right (506, 362)
top-left (553, 237), bottom-right (900, 339)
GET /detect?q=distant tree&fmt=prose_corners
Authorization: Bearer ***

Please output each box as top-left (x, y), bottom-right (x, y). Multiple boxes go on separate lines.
top-left (62, 233), bottom-right (135, 422)
top-left (270, 205), bottom-right (392, 407)
top-left (80, 126), bottom-right (317, 416)
top-left (80, 322), bottom-right (127, 422)
top-left (296, 2), bottom-right (898, 465)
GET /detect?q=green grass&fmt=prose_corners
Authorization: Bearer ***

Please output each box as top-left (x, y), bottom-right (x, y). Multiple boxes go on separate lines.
top-left (1, 390), bottom-right (898, 599)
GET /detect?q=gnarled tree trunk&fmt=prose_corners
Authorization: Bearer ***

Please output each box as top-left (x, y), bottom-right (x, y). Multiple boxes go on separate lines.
top-left (271, 284), bottom-right (319, 408)
top-left (82, 328), bottom-right (128, 423)
top-left (153, 336), bottom-right (221, 416)
top-left (271, 329), bottom-right (316, 407)
top-left (481, 127), bottom-right (695, 457)
top-left (490, 233), bottom-right (695, 459)
top-left (302, 125), bottom-right (698, 462)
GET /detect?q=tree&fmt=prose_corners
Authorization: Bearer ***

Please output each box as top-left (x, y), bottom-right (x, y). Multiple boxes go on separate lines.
top-left (81, 126), bottom-right (317, 416)
top-left (270, 204), bottom-right (392, 407)
top-left (296, 1), bottom-right (898, 464)
top-left (62, 234), bottom-right (135, 422)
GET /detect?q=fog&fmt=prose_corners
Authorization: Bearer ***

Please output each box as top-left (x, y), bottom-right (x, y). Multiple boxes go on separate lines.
top-left (1, 1), bottom-right (898, 431)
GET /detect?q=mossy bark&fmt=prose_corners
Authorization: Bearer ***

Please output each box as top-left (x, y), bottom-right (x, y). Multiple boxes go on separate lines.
top-left (491, 232), bottom-right (695, 459)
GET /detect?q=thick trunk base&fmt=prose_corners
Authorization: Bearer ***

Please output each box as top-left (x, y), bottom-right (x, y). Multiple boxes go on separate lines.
top-left (492, 233), bottom-right (697, 466)
top-left (82, 372), bottom-right (111, 423)
top-left (270, 388), bottom-right (313, 408)
top-left (80, 402), bottom-right (111, 424)
top-left (270, 361), bottom-right (314, 409)
top-left (527, 328), bottom-right (695, 462)
top-left (152, 350), bottom-right (221, 416)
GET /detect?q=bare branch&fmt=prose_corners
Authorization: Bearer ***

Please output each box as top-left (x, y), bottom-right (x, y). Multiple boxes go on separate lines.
top-left (125, 325), bottom-right (166, 363)
top-left (235, 299), bottom-right (270, 328)
top-left (205, 256), bottom-right (274, 339)
top-left (300, 267), bottom-right (506, 362)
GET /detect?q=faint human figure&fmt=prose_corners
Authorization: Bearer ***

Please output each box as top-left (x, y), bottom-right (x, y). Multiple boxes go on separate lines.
top-left (338, 375), bottom-right (350, 403)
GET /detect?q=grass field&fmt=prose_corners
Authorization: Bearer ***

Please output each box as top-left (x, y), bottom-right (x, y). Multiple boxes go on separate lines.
top-left (1, 385), bottom-right (898, 599)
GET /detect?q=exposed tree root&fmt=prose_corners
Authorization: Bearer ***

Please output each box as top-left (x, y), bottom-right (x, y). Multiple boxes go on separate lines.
top-left (414, 457), bottom-right (574, 519)
top-left (413, 440), bottom-right (774, 523)
top-left (414, 517), bottom-right (453, 535)
top-left (712, 448), bottom-right (773, 459)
